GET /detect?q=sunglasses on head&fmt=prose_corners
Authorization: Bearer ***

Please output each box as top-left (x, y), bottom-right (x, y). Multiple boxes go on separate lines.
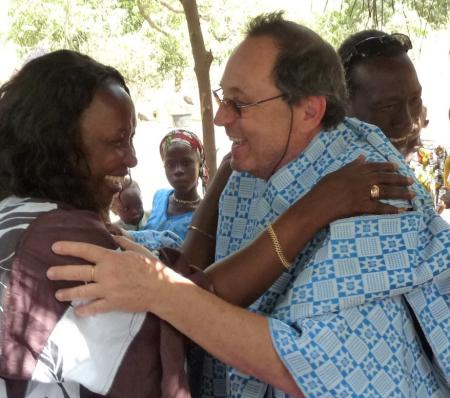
top-left (342, 33), bottom-right (412, 71)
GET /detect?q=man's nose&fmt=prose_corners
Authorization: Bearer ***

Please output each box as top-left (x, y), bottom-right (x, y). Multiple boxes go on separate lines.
top-left (214, 103), bottom-right (238, 126)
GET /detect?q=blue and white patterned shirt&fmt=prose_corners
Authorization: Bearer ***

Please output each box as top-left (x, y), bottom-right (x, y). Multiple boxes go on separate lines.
top-left (201, 118), bottom-right (450, 398)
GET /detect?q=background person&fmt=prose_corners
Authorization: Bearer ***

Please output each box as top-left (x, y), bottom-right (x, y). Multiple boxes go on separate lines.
top-left (46, 13), bottom-right (449, 398)
top-left (130, 129), bottom-right (208, 245)
top-left (338, 30), bottom-right (423, 160)
top-left (338, 30), bottom-right (450, 208)
top-left (110, 179), bottom-right (148, 230)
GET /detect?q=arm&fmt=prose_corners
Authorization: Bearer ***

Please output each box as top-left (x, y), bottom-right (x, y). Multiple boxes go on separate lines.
top-left (152, 268), bottom-right (305, 397)
top-left (206, 157), bottom-right (414, 306)
top-left (181, 153), bottom-right (232, 269)
top-left (46, 157), bottom-right (415, 313)
top-left (47, 243), bottom-right (304, 397)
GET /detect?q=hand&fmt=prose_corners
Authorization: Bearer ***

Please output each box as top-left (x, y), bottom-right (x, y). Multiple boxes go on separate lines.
top-left (211, 152), bottom-right (232, 189)
top-left (47, 238), bottom-right (171, 316)
top-left (307, 156), bottom-right (415, 224)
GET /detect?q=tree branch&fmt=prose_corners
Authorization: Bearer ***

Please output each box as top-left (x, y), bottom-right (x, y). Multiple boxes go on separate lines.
top-left (349, 0), bottom-right (358, 18)
top-left (159, 0), bottom-right (184, 14)
top-left (137, 0), bottom-right (170, 36)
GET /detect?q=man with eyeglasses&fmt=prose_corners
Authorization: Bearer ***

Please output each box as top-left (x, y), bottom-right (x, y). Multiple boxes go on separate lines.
top-left (193, 13), bottom-right (450, 398)
top-left (338, 30), bottom-right (449, 209)
top-left (44, 13), bottom-right (450, 398)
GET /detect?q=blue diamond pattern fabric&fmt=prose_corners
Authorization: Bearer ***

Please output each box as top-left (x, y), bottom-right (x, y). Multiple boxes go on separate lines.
top-left (200, 118), bottom-right (450, 398)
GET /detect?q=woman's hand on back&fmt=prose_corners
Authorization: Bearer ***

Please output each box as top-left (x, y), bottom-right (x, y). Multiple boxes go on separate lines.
top-left (306, 156), bottom-right (415, 224)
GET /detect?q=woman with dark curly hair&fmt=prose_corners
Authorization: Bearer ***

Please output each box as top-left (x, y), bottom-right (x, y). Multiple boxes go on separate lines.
top-left (0, 50), bottom-right (192, 398)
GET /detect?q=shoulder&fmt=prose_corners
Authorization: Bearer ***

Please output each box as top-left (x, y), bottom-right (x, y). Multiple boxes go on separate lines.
top-left (152, 188), bottom-right (172, 205)
top-left (154, 188), bottom-right (172, 198)
top-left (18, 206), bottom-right (117, 267)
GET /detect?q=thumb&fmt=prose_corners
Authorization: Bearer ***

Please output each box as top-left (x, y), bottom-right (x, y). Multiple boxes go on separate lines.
top-left (113, 235), bottom-right (141, 251)
top-left (113, 235), bottom-right (157, 259)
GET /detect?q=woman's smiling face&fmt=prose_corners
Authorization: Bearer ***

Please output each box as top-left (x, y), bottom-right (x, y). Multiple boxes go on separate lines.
top-left (79, 81), bottom-right (137, 210)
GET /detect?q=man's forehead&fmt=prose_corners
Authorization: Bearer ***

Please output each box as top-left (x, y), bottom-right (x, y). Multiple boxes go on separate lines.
top-left (220, 36), bottom-right (278, 92)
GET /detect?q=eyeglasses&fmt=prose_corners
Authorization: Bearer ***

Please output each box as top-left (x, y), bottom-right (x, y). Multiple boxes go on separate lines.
top-left (212, 88), bottom-right (285, 117)
top-left (342, 33), bottom-right (412, 71)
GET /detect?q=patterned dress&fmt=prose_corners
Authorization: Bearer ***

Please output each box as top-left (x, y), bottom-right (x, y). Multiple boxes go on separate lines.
top-left (201, 118), bottom-right (450, 398)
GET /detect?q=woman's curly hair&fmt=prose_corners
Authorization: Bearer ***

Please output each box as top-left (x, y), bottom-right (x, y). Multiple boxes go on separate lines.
top-left (0, 49), bottom-right (130, 211)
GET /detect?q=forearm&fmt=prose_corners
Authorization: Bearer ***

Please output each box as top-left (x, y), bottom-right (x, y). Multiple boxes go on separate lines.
top-left (152, 269), bottom-right (304, 398)
top-left (182, 159), bottom-right (232, 269)
top-left (206, 187), bottom-right (329, 307)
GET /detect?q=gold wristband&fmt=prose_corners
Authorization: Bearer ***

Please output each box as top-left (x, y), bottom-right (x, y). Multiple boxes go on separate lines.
top-left (188, 225), bottom-right (215, 240)
top-left (267, 223), bottom-right (291, 269)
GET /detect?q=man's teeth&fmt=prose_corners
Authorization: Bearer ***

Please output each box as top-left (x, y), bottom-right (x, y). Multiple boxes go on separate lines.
top-left (230, 137), bottom-right (243, 144)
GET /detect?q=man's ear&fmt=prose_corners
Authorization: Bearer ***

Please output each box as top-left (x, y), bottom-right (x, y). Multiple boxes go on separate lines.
top-left (304, 95), bottom-right (327, 128)
top-left (291, 95), bottom-right (326, 133)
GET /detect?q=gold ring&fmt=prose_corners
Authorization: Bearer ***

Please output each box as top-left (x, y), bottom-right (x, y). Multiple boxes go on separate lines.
top-left (370, 184), bottom-right (380, 200)
top-left (90, 266), bottom-right (95, 282)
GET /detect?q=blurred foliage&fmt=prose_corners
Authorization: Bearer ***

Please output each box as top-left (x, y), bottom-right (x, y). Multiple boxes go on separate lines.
top-left (4, 0), bottom-right (450, 97)
top-left (315, 0), bottom-right (450, 47)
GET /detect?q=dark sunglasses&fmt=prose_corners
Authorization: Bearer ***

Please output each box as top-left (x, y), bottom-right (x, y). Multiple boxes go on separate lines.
top-left (342, 33), bottom-right (412, 71)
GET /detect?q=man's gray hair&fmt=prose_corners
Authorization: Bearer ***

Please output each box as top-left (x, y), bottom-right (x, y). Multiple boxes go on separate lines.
top-left (246, 12), bottom-right (347, 130)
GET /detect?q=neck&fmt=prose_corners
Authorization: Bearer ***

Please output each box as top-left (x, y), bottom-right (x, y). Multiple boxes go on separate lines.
top-left (173, 188), bottom-right (199, 201)
top-left (172, 188), bottom-right (200, 206)
top-left (172, 193), bottom-right (200, 206)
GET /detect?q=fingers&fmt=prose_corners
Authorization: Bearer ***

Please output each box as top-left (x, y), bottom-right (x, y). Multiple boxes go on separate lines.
top-left (113, 235), bottom-right (158, 259)
top-left (52, 241), bottom-right (113, 263)
top-left (47, 264), bottom-right (93, 281)
top-left (54, 282), bottom-right (100, 302)
top-left (371, 202), bottom-right (410, 215)
top-left (113, 235), bottom-right (141, 250)
top-left (368, 172), bottom-right (413, 187)
top-left (377, 184), bottom-right (416, 201)
top-left (359, 161), bottom-right (399, 173)
top-left (74, 299), bottom-right (111, 317)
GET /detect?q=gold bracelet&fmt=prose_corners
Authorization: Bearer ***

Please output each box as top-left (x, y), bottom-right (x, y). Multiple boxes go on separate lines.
top-left (267, 223), bottom-right (291, 269)
top-left (188, 225), bottom-right (215, 240)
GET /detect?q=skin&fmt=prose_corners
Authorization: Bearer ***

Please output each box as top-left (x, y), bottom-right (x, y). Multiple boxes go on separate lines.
top-left (113, 184), bottom-right (144, 225)
top-left (47, 35), bottom-right (416, 396)
top-left (163, 143), bottom-right (201, 215)
top-left (348, 53), bottom-right (423, 160)
top-left (215, 36), bottom-right (326, 180)
top-left (80, 82), bottom-right (137, 209)
top-left (164, 143), bottom-right (200, 198)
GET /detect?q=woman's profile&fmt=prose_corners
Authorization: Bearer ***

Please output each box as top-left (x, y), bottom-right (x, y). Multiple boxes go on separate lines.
top-left (0, 49), bottom-right (193, 397)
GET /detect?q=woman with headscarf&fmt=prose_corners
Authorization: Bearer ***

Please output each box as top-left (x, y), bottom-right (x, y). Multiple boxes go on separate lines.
top-left (131, 129), bottom-right (208, 244)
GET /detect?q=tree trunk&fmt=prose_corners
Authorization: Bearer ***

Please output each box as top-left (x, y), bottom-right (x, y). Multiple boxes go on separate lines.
top-left (179, 0), bottom-right (217, 179)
